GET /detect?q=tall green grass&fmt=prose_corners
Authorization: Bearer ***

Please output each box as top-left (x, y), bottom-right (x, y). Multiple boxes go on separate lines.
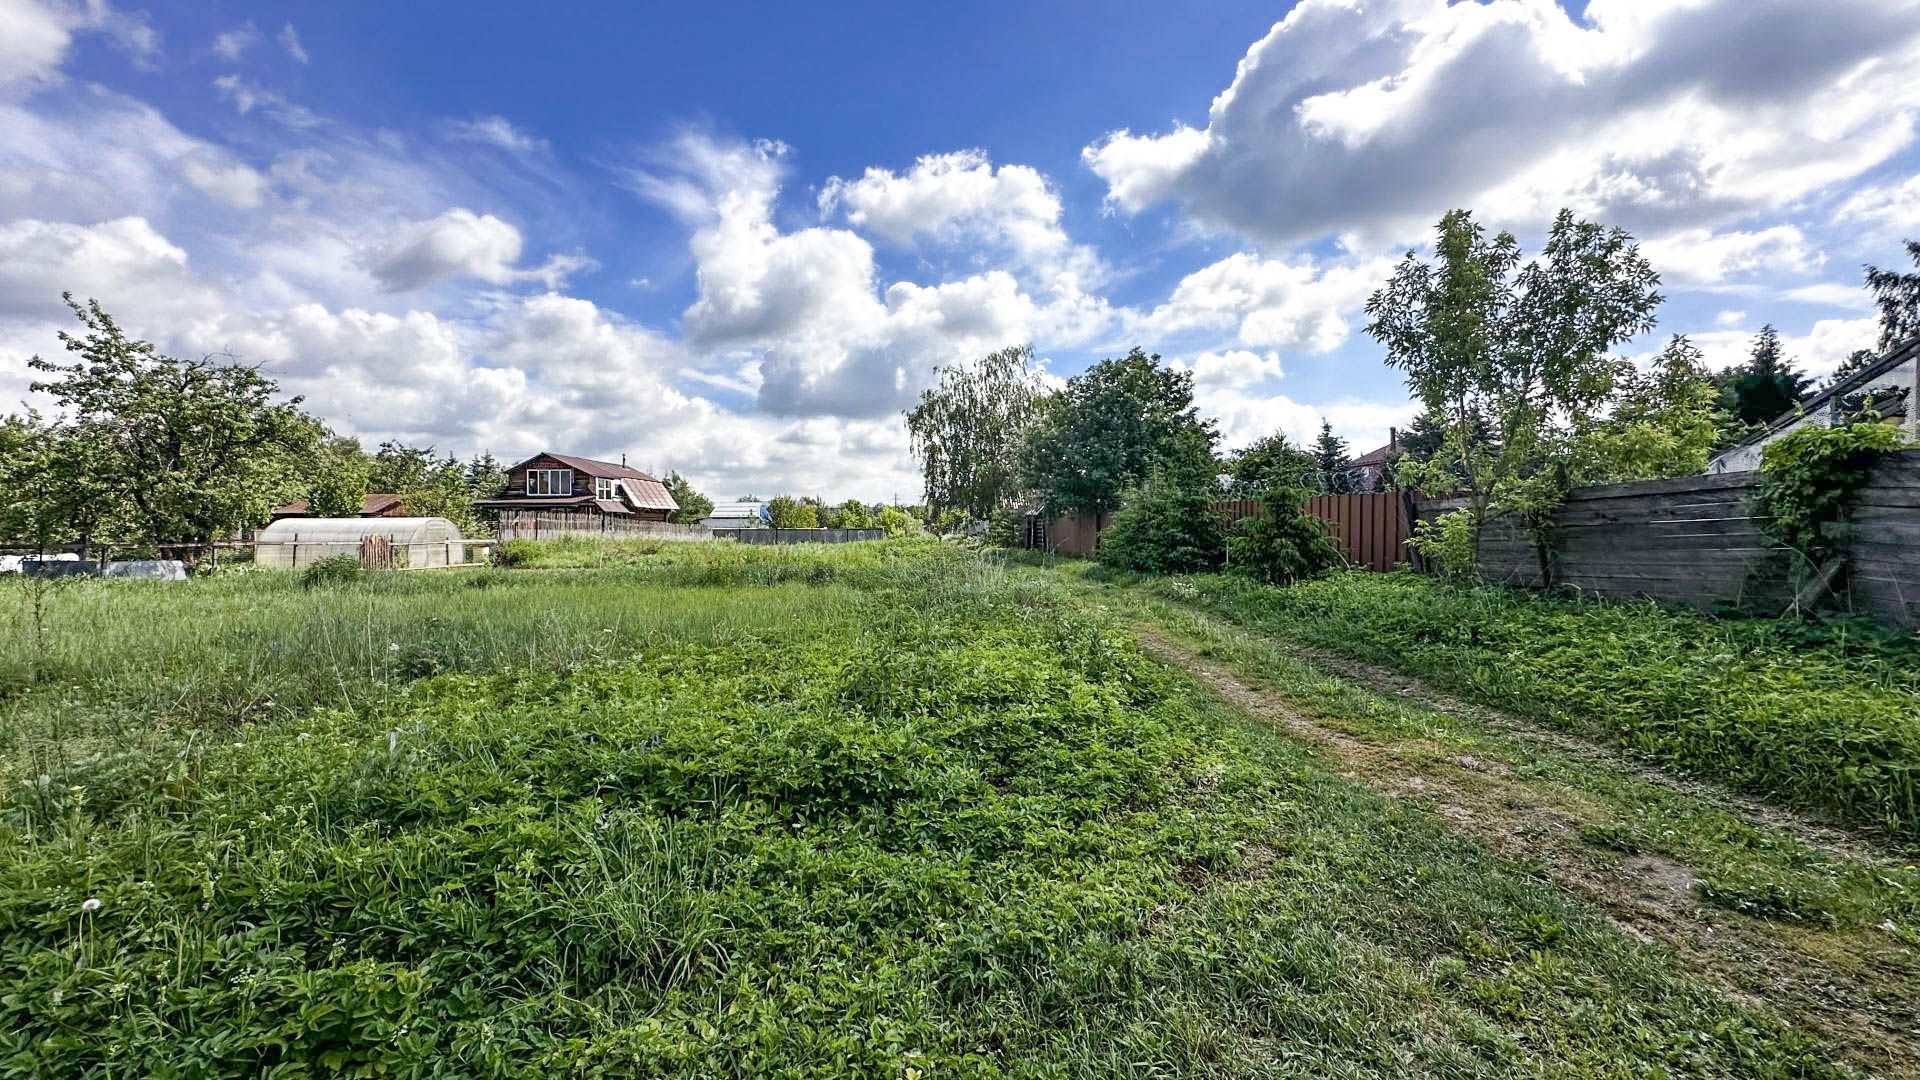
top-left (0, 540), bottom-right (969, 780)
top-left (0, 543), bottom-right (1863, 1074)
top-left (1104, 567), bottom-right (1920, 839)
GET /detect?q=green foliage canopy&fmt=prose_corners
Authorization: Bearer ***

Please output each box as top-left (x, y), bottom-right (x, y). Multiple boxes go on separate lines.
top-left (1367, 209), bottom-right (1666, 578)
top-left (904, 344), bottom-right (1047, 518)
top-left (765, 495), bottom-right (820, 529)
top-left (1227, 486), bottom-right (1345, 584)
top-left (1096, 471), bottom-right (1228, 574)
top-left (664, 472), bottom-right (714, 524)
top-left (1225, 431), bottom-right (1314, 497)
top-left (1020, 347), bottom-right (1219, 518)
top-left (1756, 420), bottom-right (1907, 564)
top-left (22, 295), bottom-right (320, 545)
top-left (1311, 419), bottom-right (1351, 493)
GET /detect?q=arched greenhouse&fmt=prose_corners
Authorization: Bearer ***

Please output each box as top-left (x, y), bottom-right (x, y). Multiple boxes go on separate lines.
top-left (255, 517), bottom-right (469, 569)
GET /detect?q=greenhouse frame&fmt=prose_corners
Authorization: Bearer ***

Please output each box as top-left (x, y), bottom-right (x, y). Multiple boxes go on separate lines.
top-left (254, 517), bottom-right (469, 569)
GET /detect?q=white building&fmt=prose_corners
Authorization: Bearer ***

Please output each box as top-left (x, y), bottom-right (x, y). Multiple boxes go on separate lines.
top-left (701, 501), bottom-right (771, 529)
top-left (1708, 339), bottom-right (1920, 474)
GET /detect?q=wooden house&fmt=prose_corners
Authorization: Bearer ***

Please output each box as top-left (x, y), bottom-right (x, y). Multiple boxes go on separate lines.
top-left (269, 492), bottom-right (407, 522)
top-left (474, 452), bottom-right (679, 524)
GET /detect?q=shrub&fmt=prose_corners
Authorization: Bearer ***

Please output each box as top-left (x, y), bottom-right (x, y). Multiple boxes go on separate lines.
top-left (766, 496), bottom-right (820, 529)
top-left (1755, 420), bottom-right (1906, 563)
top-left (1407, 508), bottom-right (1479, 580)
top-left (492, 539), bottom-right (540, 568)
top-left (1097, 473), bottom-right (1227, 574)
top-left (298, 555), bottom-right (363, 589)
top-left (1227, 487), bottom-right (1345, 584)
top-left (935, 508), bottom-right (968, 535)
top-left (875, 506), bottom-right (921, 538)
top-left (987, 508), bottom-right (1025, 548)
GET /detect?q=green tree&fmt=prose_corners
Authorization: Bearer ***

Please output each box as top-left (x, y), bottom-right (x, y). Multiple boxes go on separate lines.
top-left (905, 344), bottom-right (1049, 518)
top-left (307, 435), bottom-right (371, 518)
top-left (397, 453), bottom-right (484, 535)
top-left (663, 471), bottom-right (713, 524)
top-left (1570, 336), bottom-right (1724, 483)
top-left (367, 441), bottom-right (440, 494)
top-left (1225, 431), bottom-right (1314, 497)
top-left (1227, 484), bottom-right (1346, 584)
top-left (829, 499), bottom-right (874, 529)
top-left (1718, 324), bottom-right (1811, 427)
top-left (1311, 419), bottom-right (1351, 492)
top-left (465, 452), bottom-right (510, 499)
top-left (1096, 470), bottom-right (1228, 575)
top-left (875, 505), bottom-right (920, 538)
top-left (1864, 240), bottom-right (1920, 351)
top-left (0, 412), bottom-right (127, 554)
top-left (1825, 348), bottom-right (1879, 389)
top-left (766, 495), bottom-right (819, 528)
top-left (1019, 347), bottom-right (1218, 521)
top-left (1365, 209), bottom-right (1661, 580)
top-left (27, 295), bottom-right (319, 545)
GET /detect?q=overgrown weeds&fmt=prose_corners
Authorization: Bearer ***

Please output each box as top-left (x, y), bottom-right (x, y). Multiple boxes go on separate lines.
top-left (0, 542), bottom-right (1859, 1075)
top-left (1105, 566), bottom-right (1920, 838)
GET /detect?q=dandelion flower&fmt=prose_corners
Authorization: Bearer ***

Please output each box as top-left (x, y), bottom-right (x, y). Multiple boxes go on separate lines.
top-left (80, 898), bottom-right (102, 914)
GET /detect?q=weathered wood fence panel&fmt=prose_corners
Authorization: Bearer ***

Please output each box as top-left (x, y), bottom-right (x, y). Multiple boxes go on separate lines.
top-left (1849, 454), bottom-right (1920, 625)
top-left (714, 528), bottom-right (886, 545)
top-left (1414, 449), bottom-right (1920, 624)
top-left (495, 511), bottom-right (712, 542)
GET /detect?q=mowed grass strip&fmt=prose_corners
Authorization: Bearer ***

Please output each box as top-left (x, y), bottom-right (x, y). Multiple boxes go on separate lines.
top-left (1079, 565), bottom-right (1920, 841)
top-left (0, 543), bottom-right (1861, 1076)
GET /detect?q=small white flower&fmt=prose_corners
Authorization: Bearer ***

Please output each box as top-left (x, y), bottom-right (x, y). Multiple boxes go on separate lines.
top-left (387, 642), bottom-right (400, 653)
top-left (80, 898), bottom-right (102, 914)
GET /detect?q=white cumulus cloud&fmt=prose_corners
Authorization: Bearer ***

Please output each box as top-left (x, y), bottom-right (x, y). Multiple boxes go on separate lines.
top-left (1084, 0), bottom-right (1920, 247)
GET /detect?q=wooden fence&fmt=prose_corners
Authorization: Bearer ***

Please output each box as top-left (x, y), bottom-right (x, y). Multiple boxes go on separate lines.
top-left (494, 511), bottom-right (712, 542)
top-left (714, 528), bottom-right (886, 545)
top-left (1413, 448), bottom-right (1920, 625)
top-left (1028, 492), bottom-right (1413, 571)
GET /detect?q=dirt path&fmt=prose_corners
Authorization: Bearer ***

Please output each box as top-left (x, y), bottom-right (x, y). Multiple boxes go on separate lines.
top-left (1132, 625), bottom-right (1920, 1077)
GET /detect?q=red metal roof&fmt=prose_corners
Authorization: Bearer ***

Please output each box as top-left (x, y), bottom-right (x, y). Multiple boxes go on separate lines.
top-left (510, 451), bottom-right (660, 482)
top-left (1350, 443), bottom-right (1397, 467)
top-left (270, 492), bottom-right (405, 518)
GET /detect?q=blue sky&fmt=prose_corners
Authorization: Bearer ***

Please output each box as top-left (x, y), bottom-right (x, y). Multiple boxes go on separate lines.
top-left (4, 0), bottom-right (1919, 499)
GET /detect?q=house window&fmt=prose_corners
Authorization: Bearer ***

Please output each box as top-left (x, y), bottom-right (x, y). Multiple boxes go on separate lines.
top-left (526, 468), bottom-right (573, 496)
top-left (595, 477), bottom-right (618, 501)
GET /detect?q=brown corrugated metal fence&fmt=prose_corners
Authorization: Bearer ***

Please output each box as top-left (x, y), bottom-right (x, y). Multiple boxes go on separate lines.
top-left (1030, 493), bottom-right (1412, 571)
top-left (1301, 493), bottom-right (1413, 572)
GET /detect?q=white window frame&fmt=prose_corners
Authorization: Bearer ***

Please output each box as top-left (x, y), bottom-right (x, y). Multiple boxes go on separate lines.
top-left (595, 477), bottom-right (619, 501)
top-left (526, 468), bottom-right (573, 496)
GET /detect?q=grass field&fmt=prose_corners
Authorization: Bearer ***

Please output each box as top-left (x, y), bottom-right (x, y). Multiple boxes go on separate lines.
top-left (1080, 566), bottom-right (1920, 840)
top-left (0, 541), bottom-right (1896, 1075)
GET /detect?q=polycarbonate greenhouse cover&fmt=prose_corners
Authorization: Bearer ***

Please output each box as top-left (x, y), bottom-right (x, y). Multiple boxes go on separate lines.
top-left (255, 517), bottom-right (464, 544)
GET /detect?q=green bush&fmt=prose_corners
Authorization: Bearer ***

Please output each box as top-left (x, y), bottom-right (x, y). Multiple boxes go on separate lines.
top-left (875, 505), bottom-right (921, 538)
top-left (987, 508), bottom-right (1025, 548)
top-left (297, 555), bottom-right (362, 589)
top-left (1227, 486), bottom-right (1345, 584)
top-left (1755, 420), bottom-right (1906, 562)
top-left (1407, 508), bottom-right (1478, 580)
top-left (491, 538), bottom-right (540, 567)
top-left (1145, 569), bottom-right (1920, 837)
top-left (1097, 473), bottom-right (1227, 574)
